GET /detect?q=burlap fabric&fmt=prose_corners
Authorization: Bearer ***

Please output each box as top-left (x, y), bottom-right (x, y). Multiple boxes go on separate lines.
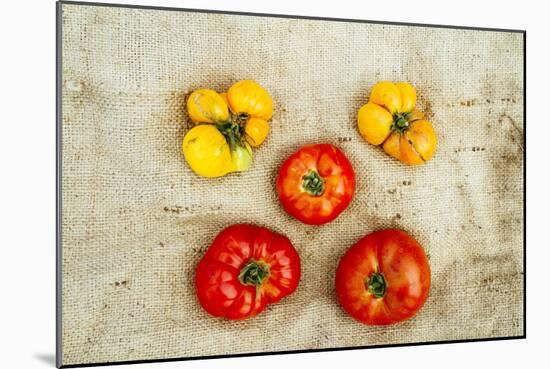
top-left (60, 3), bottom-right (524, 366)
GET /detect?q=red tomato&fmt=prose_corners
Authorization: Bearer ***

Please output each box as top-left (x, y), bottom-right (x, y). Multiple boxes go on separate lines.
top-left (195, 224), bottom-right (301, 320)
top-left (335, 229), bottom-right (431, 325)
top-left (276, 144), bottom-right (356, 225)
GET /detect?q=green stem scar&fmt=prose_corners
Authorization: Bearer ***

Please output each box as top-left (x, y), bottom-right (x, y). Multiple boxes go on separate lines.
top-left (216, 122), bottom-right (244, 152)
top-left (392, 111), bottom-right (413, 133)
top-left (302, 170), bottom-right (325, 196)
top-left (239, 260), bottom-right (270, 286)
top-left (365, 272), bottom-right (386, 299)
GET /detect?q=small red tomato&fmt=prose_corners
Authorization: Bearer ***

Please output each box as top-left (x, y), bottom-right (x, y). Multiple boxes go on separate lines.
top-left (195, 224), bottom-right (301, 320)
top-left (335, 229), bottom-right (431, 325)
top-left (276, 144), bottom-right (356, 225)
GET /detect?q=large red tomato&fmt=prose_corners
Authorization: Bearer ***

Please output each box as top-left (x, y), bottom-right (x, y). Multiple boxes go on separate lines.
top-left (276, 144), bottom-right (356, 225)
top-left (335, 229), bottom-right (431, 325)
top-left (195, 224), bottom-right (301, 320)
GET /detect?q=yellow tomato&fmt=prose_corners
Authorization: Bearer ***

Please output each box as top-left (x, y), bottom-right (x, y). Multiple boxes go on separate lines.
top-left (227, 80), bottom-right (273, 121)
top-left (182, 125), bottom-right (232, 177)
top-left (187, 89), bottom-right (229, 124)
top-left (182, 81), bottom-right (272, 177)
top-left (357, 81), bottom-right (437, 165)
top-left (244, 117), bottom-right (270, 147)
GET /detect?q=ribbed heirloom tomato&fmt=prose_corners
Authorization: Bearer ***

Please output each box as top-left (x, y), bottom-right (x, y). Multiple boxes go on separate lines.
top-left (276, 144), bottom-right (356, 225)
top-left (357, 81), bottom-right (437, 165)
top-left (336, 229), bottom-right (431, 325)
top-left (195, 224), bottom-right (301, 320)
top-left (182, 80), bottom-right (273, 178)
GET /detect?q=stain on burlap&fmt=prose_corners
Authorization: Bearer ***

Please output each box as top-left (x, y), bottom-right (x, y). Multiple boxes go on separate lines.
top-left (60, 4), bottom-right (524, 366)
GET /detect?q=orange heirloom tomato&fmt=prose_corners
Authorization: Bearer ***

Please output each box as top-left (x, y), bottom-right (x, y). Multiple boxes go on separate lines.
top-left (227, 80), bottom-right (272, 147)
top-left (357, 81), bottom-right (436, 165)
top-left (276, 144), bottom-right (356, 225)
top-left (195, 224), bottom-right (301, 320)
top-left (335, 229), bottom-right (431, 325)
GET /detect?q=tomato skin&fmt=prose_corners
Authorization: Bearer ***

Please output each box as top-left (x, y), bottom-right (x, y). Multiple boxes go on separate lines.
top-left (227, 80), bottom-right (273, 121)
top-left (182, 125), bottom-right (233, 177)
top-left (335, 229), bottom-right (431, 325)
top-left (244, 117), bottom-right (270, 147)
top-left (187, 89), bottom-right (230, 124)
top-left (276, 144), bottom-right (355, 225)
top-left (195, 224), bottom-right (301, 320)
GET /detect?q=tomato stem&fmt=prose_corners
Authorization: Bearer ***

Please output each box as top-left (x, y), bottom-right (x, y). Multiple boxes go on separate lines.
top-left (233, 112), bottom-right (249, 126)
top-left (302, 170), bottom-right (325, 196)
top-left (392, 111), bottom-right (413, 133)
top-left (216, 121), bottom-right (245, 153)
top-left (366, 272), bottom-right (386, 298)
top-left (239, 260), bottom-right (270, 286)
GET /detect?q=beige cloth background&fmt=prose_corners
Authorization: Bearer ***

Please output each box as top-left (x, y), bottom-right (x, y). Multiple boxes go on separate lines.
top-left (60, 3), bottom-right (524, 366)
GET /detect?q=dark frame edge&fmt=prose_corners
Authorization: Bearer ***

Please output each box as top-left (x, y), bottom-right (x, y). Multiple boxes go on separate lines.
top-left (57, 0), bottom-right (526, 34)
top-left (522, 30), bottom-right (526, 338)
top-left (59, 335), bottom-right (526, 368)
top-left (56, 1), bottom-right (64, 368)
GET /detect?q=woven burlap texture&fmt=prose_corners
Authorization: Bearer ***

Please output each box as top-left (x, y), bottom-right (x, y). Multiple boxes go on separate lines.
top-left (60, 4), bottom-right (524, 366)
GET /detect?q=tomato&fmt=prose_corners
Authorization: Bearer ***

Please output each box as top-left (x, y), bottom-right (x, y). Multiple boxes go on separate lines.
top-left (182, 81), bottom-right (273, 177)
top-left (335, 229), bottom-right (431, 325)
top-left (276, 144), bottom-right (355, 225)
top-left (357, 81), bottom-right (437, 165)
top-left (195, 224), bottom-right (301, 320)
